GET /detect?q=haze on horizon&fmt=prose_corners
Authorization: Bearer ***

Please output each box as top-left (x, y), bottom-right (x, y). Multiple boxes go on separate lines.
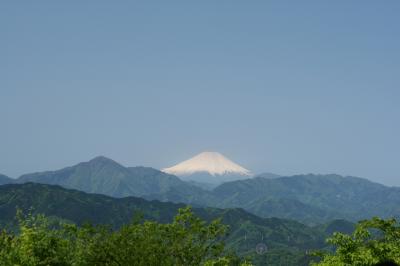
top-left (1, 1), bottom-right (399, 186)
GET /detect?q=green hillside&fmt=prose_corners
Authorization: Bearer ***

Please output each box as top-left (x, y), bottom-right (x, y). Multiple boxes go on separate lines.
top-left (0, 183), bottom-right (340, 266)
top-left (14, 157), bottom-right (400, 225)
top-left (212, 174), bottom-right (400, 224)
top-left (18, 156), bottom-right (212, 205)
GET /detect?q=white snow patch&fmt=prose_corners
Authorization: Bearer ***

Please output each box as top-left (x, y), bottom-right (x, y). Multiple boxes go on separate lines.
top-left (162, 151), bottom-right (252, 177)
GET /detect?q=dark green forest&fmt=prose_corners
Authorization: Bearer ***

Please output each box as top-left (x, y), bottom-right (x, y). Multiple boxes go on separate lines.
top-left (0, 183), bottom-right (324, 265)
top-left (1, 207), bottom-right (399, 266)
top-left (0, 183), bottom-right (399, 265)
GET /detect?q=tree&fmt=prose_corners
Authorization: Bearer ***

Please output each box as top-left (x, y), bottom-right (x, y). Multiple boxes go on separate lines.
top-left (0, 210), bottom-right (73, 266)
top-left (312, 217), bottom-right (400, 266)
top-left (0, 207), bottom-right (252, 266)
top-left (76, 206), bottom-right (228, 265)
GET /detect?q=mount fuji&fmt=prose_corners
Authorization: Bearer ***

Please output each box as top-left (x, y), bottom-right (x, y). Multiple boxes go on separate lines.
top-left (162, 152), bottom-right (253, 186)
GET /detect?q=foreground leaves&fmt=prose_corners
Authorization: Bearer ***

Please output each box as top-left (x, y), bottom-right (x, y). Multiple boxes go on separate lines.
top-left (312, 217), bottom-right (400, 266)
top-left (0, 207), bottom-right (250, 266)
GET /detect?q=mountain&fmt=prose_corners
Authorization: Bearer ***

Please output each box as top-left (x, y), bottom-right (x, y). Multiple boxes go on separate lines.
top-left (257, 172), bottom-right (281, 179)
top-left (314, 219), bottom-right (355, 236)
top-left (11, 157), bottom-right (400, 225)
top-left (0, 182), bottom-right (181, 227)
top-left (212, 174), bottom-right (400, 224)
top-left (162, 151), bottom-right (252, 185)
top-left (0, 182), bottom-right (332, 266)
top-left (18, 156), bottom-right (210, 204)
top-left (0, 174), bottom-right (13, 185)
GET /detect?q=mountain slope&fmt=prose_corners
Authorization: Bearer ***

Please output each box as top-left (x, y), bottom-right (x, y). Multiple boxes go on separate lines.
top-left (257, 172), bottom-right (281, 179)
top-left (0, 174), bottom-right (13, 185)
top-left (0, 183), bottom-right (330, 266)
top-left (17, 156), bottom-right (210, 203)
top-left (13, 158), bottom-right (400, 225)
top-left (18, 156), bottom-right (132, 196)
top-left (0, 182), bottom-right (185, 227)
top-left (212, 174), bottom-right (400, 224)
top-left (162, 152), bottom-right (252, 185)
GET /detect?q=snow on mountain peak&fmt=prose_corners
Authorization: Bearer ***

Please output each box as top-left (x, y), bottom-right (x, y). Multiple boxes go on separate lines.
top-left (162, 151), bottom-right (252, 177)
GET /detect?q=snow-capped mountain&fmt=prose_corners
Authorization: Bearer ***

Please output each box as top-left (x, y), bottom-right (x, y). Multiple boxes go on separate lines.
top-left (162, 152), bottom-right (252, 185)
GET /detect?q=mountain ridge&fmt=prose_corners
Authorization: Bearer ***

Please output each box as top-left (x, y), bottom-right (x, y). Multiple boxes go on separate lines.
top-left (0, 174), bottom-right (13, 185)
top-left (4, 156), bottom-right (400, 225)
top-left (17, 156), bottom-right (211, 204)
top-left (0, 182), bottom-right (337, 266)
top-left (212, 174), bottom-right (400, 224)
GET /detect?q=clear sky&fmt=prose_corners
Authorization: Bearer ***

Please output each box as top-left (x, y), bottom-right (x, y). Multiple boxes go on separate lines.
top-left (1, 1), bottom-right (399, 186)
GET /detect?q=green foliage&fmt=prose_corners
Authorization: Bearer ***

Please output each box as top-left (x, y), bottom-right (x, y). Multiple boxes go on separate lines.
top-left (0, 183), bottom-right (334, 265)
top-left (312, 217), bottom-right (400, 266)
top-left (204, 256), bottom-right (253, 266)
top-left (78, 207), bottom-right (228, 266)
top-left (0, 210), bottom-right (73, 265)
top-left (0, 207), bottom-right (253, 266)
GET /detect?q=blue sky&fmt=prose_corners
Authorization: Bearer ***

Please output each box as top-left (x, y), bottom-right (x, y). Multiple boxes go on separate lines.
top-left (1, 1), bottom-right (400, 185)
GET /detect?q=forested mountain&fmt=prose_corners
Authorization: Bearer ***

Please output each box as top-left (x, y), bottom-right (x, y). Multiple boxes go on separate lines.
top-left (7, 157), bottom-right (400, 224)
top-left (0, 182), bottom-right (338, 266)
top-left (18, 156), bottom-right (211, 205)
top-left (213, 174), bottom-right (400, 224)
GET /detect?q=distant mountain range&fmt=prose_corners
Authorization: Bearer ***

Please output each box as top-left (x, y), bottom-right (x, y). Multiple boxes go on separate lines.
top-left (3, 155), bottom-right (400, 224)
top-left (0, 182), bottom-right (353, 266)
top-left (212, 174), bottom-right (400, 224)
